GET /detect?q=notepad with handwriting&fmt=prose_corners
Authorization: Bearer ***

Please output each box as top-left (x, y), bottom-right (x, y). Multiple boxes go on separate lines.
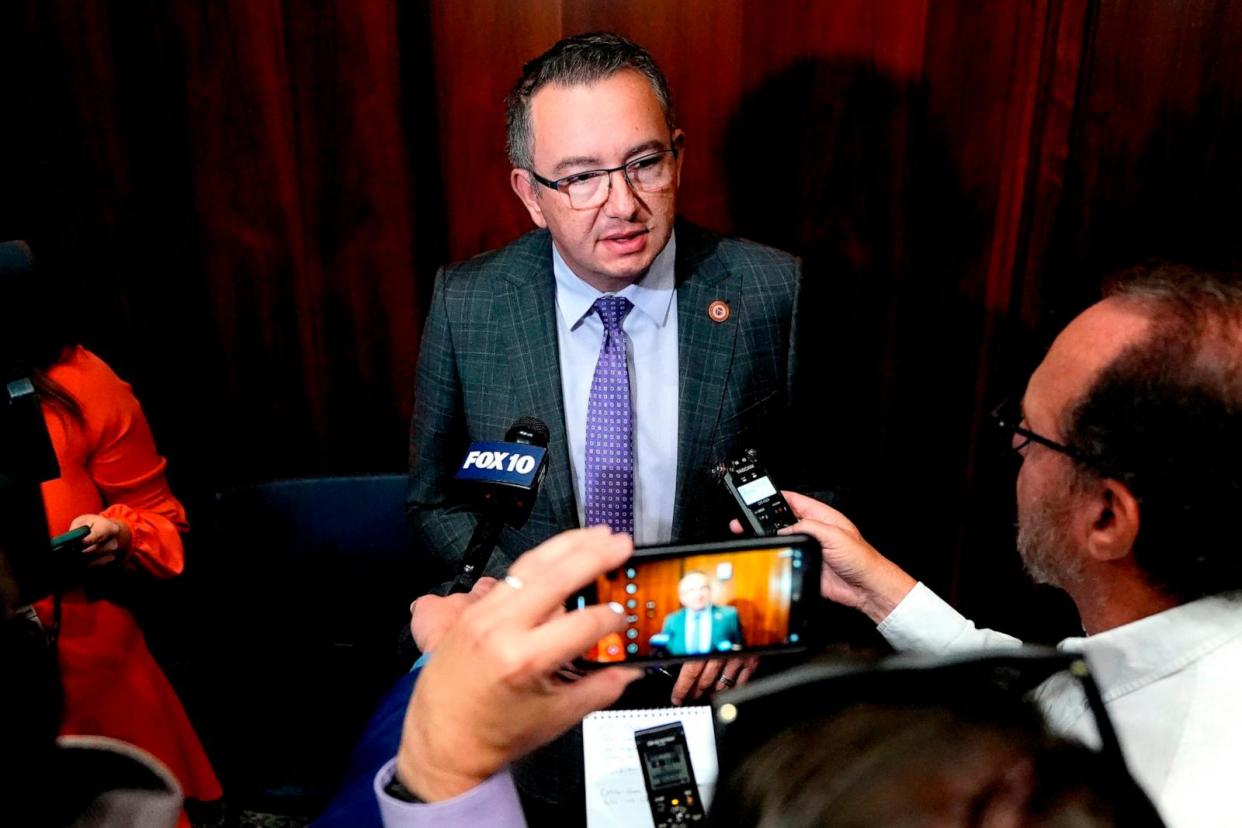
top-left (582, 706), bottom-right (718, 828)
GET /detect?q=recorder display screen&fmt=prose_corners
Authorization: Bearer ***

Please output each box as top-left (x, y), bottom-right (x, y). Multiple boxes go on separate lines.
top-left (643, 743), bottom-right (691, 788)
top-left (736, 476), bottom-right (778, 506)
top-left (578, 544), bottom-right (806, 663)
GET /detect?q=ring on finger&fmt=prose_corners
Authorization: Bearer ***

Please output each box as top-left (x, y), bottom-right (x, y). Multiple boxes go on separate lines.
top-left (717, 674), bottom-right (737, 689)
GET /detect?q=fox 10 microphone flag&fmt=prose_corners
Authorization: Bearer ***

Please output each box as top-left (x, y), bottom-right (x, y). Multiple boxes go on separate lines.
top-left (455, 441), bottom-right (548, 489)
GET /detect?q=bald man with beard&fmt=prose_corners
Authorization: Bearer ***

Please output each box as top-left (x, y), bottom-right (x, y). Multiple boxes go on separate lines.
top-left (780, 262), bottom-right (1242, 827)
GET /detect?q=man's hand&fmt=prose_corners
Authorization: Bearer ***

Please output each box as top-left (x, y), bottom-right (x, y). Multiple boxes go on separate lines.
top-left (68, 514), bottom-right (132, 568)
top-left (411, 579), bottom-right (587, 679)
top-left (408, 577), bottom-right (500, 653)
top-left (395, 526), bottom-right (644, 802)
top-left (670, 655), bottom-right (759, 706)
top-left (777, 491), bottom-right (917, 623)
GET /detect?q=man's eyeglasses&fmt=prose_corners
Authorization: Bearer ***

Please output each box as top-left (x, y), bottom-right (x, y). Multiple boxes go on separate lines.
top-left (989, 397), bottom-right (1085, 463)
top-left (528, 148), bottom-right (678, 210)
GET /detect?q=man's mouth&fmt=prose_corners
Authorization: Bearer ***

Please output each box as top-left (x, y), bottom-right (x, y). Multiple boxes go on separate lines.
top-left (600, 228), bottom-right (649, 254)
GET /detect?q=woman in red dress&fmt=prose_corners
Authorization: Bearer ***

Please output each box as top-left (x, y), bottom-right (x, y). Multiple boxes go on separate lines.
top-left (35, 347), bottom-right (222, 809)
top-left (4, 242), bottom-right (221, 823)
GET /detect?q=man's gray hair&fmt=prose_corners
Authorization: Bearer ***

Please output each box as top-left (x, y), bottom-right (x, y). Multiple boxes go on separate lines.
top-left (504, 32), bottom-right (675, 171)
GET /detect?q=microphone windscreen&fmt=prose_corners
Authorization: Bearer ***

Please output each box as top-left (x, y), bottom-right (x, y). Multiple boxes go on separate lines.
top-left (0, 241), bottom-right (34, 278)
top-left (506, 416), bottom-right (550, 447)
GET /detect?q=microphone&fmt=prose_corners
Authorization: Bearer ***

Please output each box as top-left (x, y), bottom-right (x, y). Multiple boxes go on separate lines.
top-left (0, 240), bottom-right (34, 275)
top-left (449, 416), bottom-right (550, 593)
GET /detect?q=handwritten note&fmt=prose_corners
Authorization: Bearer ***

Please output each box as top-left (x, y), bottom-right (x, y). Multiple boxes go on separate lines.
top-left (583, 706), bottom-right (718, 828)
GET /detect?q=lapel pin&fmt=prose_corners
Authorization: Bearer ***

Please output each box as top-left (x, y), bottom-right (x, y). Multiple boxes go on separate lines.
top-left (707, 300), bottom-right (731, 323)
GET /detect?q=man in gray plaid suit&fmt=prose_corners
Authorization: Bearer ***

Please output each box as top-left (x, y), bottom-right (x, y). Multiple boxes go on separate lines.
top-left (406, 32), bottom-right (813, 821)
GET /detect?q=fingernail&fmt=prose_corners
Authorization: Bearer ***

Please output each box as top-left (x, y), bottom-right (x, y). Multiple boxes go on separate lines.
top-left (609, 602), bottom-right (624, 614)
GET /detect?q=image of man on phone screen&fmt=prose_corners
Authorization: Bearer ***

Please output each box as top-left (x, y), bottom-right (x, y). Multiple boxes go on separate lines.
top-left (656, 571), bottom-right (744, 655)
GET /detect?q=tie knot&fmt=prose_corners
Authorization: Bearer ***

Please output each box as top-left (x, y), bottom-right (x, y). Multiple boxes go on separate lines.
top-left (593, 295), bottom-right (633, 334)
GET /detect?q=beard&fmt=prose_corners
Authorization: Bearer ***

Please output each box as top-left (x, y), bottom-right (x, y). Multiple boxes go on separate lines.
top-left (1016, 489), bottom-right (1085, 589)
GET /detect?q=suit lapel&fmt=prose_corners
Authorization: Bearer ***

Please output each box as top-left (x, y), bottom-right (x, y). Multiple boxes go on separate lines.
top-left (672, 238), bottom-right (739, 538)
top-left (498, 239), bottom-right (578, 533)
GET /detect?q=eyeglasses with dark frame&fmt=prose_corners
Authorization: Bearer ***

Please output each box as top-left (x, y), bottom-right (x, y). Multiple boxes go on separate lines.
top-left (527, 148), bottom-right (679, 210)
top-left (989, 397), bottom-right (1085, 463)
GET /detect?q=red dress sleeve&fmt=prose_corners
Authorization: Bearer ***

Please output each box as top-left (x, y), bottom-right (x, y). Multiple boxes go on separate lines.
top-left (44, 347), bottom-right (188, 578)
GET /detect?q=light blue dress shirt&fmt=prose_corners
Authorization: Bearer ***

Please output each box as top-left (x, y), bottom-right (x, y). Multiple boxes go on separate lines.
top-left (686, 608), bottom-right (711, 654)
top-left (552, 234), bottom-right (680, 545)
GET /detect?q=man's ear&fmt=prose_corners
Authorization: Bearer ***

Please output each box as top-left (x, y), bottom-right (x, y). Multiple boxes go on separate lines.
top-left (671, 128), bottom-right (686, 190)
top-left (1084, 479), bottom-right (1140, 562)
top-left (510, 169), bottom-right (548, 229)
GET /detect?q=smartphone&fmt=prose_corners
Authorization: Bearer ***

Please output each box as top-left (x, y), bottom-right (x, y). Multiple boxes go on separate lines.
top-left (50, 525), bottom-right (91, 554)
top-left (714, 449), bottom-right (795, 536)
top-left (571, 534), bottom-right (820, 667)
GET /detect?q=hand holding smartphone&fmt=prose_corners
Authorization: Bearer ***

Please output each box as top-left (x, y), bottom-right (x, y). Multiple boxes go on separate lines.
top-left (571, 534), bottom-right (821, 668)
top-left (49, 525), bottom-right (91, 556)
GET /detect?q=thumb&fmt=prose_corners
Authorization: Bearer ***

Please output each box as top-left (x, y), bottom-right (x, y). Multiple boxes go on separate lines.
top-left (559, 667), bottom-right (644, 722)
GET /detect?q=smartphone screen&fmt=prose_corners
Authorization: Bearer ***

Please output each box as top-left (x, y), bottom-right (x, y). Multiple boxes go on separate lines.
top-left (572, 534), bottom-right (820, 666)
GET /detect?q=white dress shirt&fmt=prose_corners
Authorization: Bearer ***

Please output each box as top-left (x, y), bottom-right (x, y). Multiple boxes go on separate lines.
top-left (552, 235), bottom-right (679, 545)
top-left (880, 582), bottom-right (1242, 827)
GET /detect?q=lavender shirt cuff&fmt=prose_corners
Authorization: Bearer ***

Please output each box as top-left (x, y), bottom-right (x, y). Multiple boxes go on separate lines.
top-left (374, 758), bottom-right (527, 828)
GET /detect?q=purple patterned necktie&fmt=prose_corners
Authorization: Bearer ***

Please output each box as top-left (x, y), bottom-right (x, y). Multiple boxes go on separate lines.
top-left (584, 295), bottom-right (635, 536)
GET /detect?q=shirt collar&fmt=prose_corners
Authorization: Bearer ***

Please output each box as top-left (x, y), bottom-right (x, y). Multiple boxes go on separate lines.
top-left (553, 231), bottom-right (677, 330)
top-left (1058, 591), bottom-right (1242, 701)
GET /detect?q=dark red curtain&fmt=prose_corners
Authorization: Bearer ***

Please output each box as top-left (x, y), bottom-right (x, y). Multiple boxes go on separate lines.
top-left (2, 0), bottom-right (1241, 637)
top-left (0, 0), bottom-right (440, 490)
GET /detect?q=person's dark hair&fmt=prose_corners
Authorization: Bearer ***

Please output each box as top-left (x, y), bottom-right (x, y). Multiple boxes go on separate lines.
top-left (504, 32), bottom-right (675, 171)
top-left (707, 702), bottom-right (1161, 827)
top-left (1062, 261), bottom-right (1242, 600)
top-left (14, 354), bottom-right (82, 424)
top-left (0, 242), bottom-right (82, 422)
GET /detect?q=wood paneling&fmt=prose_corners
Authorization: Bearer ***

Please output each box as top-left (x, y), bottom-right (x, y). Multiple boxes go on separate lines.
top-left (427, 1), bottom-right (561, 259)
top-left (593, 549), bottom-right (792, 658)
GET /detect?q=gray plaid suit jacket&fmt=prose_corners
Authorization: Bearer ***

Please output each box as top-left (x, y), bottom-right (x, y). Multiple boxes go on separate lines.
top-left (407, 219), bottom-right (804, 586)
top-left (405, 219), bottom-right (805, 813)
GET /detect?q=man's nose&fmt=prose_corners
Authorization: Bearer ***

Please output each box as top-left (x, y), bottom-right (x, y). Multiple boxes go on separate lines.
top-left (603, 167), bottom-right (639, 217)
